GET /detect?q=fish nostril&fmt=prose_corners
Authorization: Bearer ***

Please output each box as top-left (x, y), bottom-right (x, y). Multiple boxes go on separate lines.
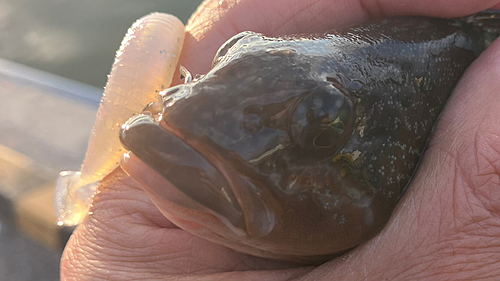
top-left (160, 85), bottom-right (188, 109)
top-left (142, 100), bottom-right (163, 116)
top-left (160, 85), bottom-right (182, 97)
top-left (242, 114), bottom-right (263, 133)
top-left (163, 97), bottom-right (174, 108)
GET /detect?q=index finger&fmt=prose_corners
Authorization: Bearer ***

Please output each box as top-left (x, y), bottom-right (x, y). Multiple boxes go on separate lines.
top-left (176, 0), bottom-right (500, 80)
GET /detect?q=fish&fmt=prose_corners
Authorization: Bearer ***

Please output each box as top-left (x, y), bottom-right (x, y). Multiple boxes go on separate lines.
top-left (119, 12), bottom-right (500, 263)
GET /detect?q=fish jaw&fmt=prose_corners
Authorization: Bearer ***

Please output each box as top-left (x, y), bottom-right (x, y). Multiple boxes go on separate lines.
top-left (119, 114), bottom-right (277, 239)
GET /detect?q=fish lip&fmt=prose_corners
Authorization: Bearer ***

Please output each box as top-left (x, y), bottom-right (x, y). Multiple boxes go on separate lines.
top-left (158, 119), bottom-right (276, 238)
top-left (120, 114), bottom-right (247, 235)
top-left (156, 120), bottom-right (243, 200)
top-left (157, 120), bottom-right (239, 198)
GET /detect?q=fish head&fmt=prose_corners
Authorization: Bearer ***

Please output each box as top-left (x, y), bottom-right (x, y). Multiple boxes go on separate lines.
top-left (163, 31), bottom-right (356, 167)
top-left (120, 32), bottom-right (382, 262)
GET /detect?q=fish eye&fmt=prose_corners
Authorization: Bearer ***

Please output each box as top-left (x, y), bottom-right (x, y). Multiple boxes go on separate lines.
top-left (312, 120), bottom-right (345, 148)
top-left (291, 86), bottom-right (354, 155)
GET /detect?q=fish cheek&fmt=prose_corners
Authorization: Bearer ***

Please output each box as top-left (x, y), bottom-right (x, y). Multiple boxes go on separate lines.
top-left (260, 161), bottom-right (383, 255)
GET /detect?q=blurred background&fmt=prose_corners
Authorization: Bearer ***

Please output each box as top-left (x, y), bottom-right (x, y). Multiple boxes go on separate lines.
top-left (0, 1), bottom-right (203, 280)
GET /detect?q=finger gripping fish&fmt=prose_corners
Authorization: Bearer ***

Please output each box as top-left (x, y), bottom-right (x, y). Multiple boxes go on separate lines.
top-left (120, 13), bottom-right (500, 263)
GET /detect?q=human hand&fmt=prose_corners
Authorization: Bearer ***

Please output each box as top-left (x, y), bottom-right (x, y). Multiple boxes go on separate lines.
top-left (61, 0), bottom-right (500, 280)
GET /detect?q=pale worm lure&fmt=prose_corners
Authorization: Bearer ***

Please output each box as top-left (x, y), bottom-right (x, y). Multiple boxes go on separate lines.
top-left (55, 13), bottom-right (185, 226)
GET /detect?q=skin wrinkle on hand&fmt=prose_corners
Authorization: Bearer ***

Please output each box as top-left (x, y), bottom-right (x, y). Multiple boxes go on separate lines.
top-left (434, 44), bottom-right (500, 213)
top-left (61, 1), bottom-right (500, 280)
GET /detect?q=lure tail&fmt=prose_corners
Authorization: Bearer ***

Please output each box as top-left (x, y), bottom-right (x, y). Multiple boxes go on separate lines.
top-left (462, 10), bottom-right (500, 49)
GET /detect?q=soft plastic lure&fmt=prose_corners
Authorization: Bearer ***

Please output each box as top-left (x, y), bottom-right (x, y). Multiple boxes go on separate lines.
top-left (55, 13), bottom-right (185, 226)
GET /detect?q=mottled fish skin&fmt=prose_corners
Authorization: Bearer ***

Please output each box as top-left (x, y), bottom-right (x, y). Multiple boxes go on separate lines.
top-left (120, 16), bottom-right (497, 262)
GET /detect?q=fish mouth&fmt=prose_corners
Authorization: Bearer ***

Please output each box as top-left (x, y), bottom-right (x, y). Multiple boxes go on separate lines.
top-left (119, 114), bottom-right (275, 238)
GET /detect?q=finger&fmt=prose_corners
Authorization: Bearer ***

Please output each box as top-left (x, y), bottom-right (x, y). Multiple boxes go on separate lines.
top-left (62, 169), bottom-right (302, 280)
top-left (175, 0), bottom-right (500, 82)
top-left (295, 37), bottom-right (500, 281)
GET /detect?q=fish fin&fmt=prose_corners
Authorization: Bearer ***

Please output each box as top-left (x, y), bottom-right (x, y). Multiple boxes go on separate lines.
top-left (462, 10), bottom-right (500, 49)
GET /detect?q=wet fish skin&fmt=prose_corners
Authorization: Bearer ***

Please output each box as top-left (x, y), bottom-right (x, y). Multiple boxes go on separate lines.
top-left (120, 15), bottom-right (498, 262)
